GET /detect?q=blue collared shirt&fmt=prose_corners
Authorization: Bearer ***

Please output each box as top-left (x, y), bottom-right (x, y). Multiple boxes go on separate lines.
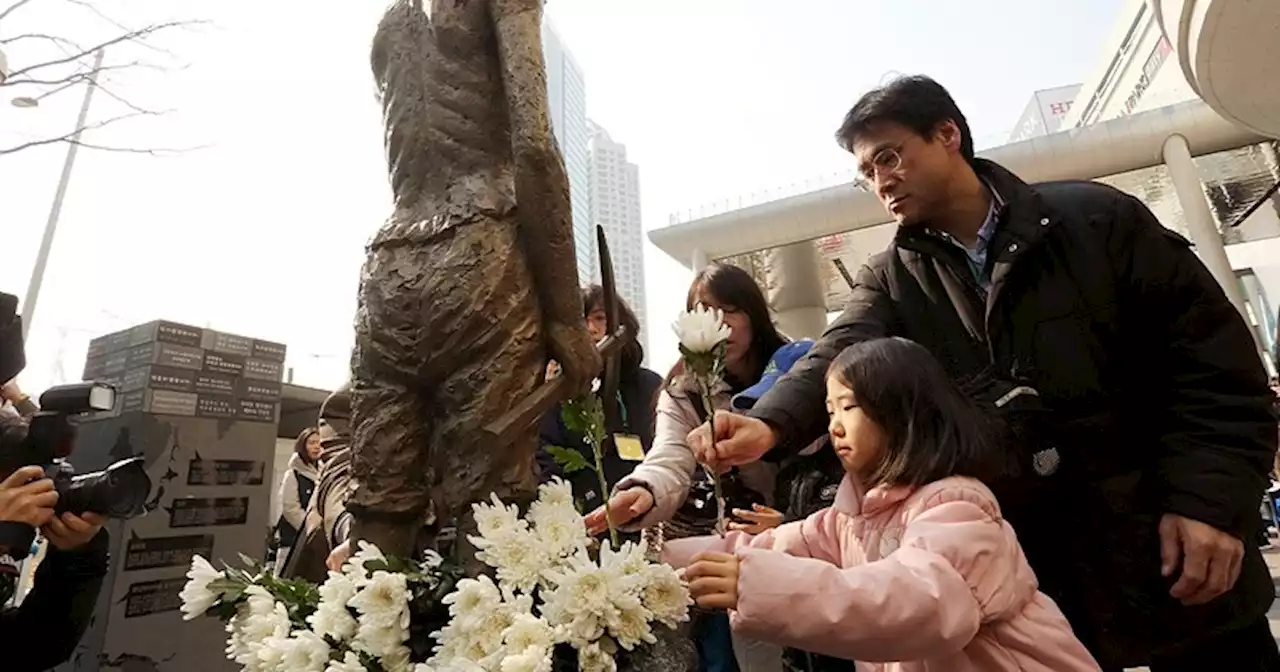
top-left (939, 184), bottom-right (1003, 291)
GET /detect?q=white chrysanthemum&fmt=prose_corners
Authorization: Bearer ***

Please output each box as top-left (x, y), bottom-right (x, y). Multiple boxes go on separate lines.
top-left (607, 602), bottom-right (656, 651)
top-left (535, 477), bottom-right (576, 510)
top-left (228, 599), bottom-right (291, 671)
top-left (598, 541), bottom-right (649, 578)
top-left (280, 629), bottom-right (331, 672)
top-left (255, 634), bottom-right (289, 670)
top-left (443, 575), bottom-right (502, 617)
top-left (318, 570), bottom-right (360, 609)
top-left (529, 506), bottom-right (587, 559)
top-left (474, 528), bottom-right (550, 593)
top-left (502, 613), bottom-right (556, 653)
top-left (354, 617), bottom-right (408, 658)
top-left (324, 650), bottom-right (367, 672)
top-left (499, 645), bottom-right (553, 672)
top-left (413, 664), bottom-right (436, 672)
top-left (472, 493), bottom-right (527, 542)
top-left (349, 570), bottom-right (411, 631)
top-left (343, 540), bottom-right (387, 583)
top-left (379, 643), bottom-right (414, 672)
top-left (179, 555), bottom-right (221, 621)
top-left (244, 585), bottom-right (277, 617)
top-left (638, 564), bottom-right (693, 628)
top-left (578, 638), bottom-right (618, 672)
top-left (308, 602), bottom-right (358, 642)
top-left (672, 304), bottom-right (731, 354)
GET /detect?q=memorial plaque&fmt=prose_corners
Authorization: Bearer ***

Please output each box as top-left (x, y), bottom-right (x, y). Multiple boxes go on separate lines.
top-left (242, 357), bottom-right (283, 382)
top-left (122, 578), bottom-right (187, 618)
top-left (236, 399), bottom-right (278, 423)
top-left (168, 496), bottom-right (250, 528)
top-left (125, 341), bottom-right (205, 371)
top-left (119, 389), bottom-right (199, 418)
top-left (251, 339), bottom-right (287, 362)
top-left (187, 459), bottom-right (266, 487)
top-left (123, 534), bottom-right (215, 572)
top-left (194, 394), bottom-right (236, 420)
top-left (194, 370), bottom-right (238, 396)
top-left (203, 351), bottom-right (245, 377)
top-left (128, 321), bottom-right (205, 350)
top-left (120, 366), bottom-right (198, 394)
top-left (201, 329), bottom-right (254, 358)
top-left (239, 378), bottom-right (282, 402)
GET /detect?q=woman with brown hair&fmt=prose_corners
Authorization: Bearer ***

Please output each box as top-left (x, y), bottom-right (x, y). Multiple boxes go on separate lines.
top-left (586, 262), bottom-right (788, 672)
top-left (275, 427), bottom-right (321, 572)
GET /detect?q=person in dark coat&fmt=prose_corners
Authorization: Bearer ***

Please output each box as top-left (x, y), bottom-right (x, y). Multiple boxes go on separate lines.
top-left (687, 75), bottom-right (1279, 671)
top-left (537, 285), bottom-right (662, 516)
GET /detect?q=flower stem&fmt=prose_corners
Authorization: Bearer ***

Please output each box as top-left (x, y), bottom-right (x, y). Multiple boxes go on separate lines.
top-left (591, 429), bottom-right (619, 550)
top-left (699, 382), bottom-right (727, 538)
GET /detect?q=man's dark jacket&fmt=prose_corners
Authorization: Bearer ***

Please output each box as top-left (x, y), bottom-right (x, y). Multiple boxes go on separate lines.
top-left (1, 529), bottom-right (110, 671)
top-left (749, 159), bottom-right (1278, 668)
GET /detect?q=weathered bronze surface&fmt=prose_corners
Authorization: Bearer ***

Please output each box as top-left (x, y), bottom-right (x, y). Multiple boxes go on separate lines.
top-left (348, 0), bottom-right (600, 560)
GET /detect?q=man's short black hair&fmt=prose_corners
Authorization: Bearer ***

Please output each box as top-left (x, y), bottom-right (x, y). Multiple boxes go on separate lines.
top-left (835, 75), bottom-right (974, 161)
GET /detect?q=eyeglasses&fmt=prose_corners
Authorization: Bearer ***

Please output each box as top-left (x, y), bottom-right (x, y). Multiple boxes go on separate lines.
top-left (854, 144), bottom-right (905, 189)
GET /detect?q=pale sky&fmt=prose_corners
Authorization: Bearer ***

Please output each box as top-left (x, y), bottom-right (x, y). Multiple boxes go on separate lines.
top-left (0, 0), bottom-right (1121, 394)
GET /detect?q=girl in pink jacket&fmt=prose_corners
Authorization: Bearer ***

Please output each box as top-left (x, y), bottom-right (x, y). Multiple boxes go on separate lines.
top-left (665, 337), bottom-right (1102, 671)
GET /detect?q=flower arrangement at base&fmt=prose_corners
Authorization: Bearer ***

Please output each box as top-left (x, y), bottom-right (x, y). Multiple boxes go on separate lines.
top-left (178, 478), bottom-right (692, 672)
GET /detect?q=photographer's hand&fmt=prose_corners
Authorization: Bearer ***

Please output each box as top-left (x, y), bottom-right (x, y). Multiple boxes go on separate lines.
top-left (0, 466), bottom-right (58, 527)
top-left (42, 512), bottom-right (105, 551)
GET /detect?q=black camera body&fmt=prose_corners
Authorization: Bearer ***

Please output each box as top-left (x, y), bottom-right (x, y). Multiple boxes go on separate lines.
top-left (1, 293), bottom-right (152, 559)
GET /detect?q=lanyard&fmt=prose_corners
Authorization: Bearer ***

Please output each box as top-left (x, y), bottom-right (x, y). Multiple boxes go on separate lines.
top-left (615, 391), bottom-right (629, 433)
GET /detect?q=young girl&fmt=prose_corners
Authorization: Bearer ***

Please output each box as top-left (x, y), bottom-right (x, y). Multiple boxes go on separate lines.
top-left (666, 337), bottom-right (1101, 671)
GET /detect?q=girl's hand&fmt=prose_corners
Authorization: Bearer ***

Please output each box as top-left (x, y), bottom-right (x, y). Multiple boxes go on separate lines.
top-left (327, 540), bottom-right (352, 572)
top-left (685, 551), bottom-right (740, 610)
top-left (728, 504), bottom-right (783, 534)
top-left (584, 486), bottom-right (653, 535)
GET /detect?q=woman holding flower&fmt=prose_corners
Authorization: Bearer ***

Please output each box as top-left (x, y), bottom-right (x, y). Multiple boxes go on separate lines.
top-left (586, 262), bottom-right (787, 672)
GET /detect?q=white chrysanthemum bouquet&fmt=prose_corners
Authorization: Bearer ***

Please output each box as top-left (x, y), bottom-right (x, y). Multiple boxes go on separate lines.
top-left (180, 478), bottom-right (692, 672)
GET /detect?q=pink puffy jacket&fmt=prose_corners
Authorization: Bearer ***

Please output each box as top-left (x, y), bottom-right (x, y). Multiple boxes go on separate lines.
top-left (664, 475), bottom-right (1102, 671)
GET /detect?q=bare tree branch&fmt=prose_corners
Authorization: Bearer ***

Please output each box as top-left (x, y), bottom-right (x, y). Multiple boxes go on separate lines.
top-left (1, 60), bottom-right (159, 88)
top-left (0, 0), bottom-right (39, 24)
top-left (0, 32), bottom-right (84, 58)
top-left (2, 20), bottom-right (191, 82)
top-left (0, 0), bottom-right (207, 157)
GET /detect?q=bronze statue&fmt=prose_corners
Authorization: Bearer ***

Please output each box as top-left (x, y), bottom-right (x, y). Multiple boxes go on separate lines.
top-left (347, 0), bottom-right (601, 560)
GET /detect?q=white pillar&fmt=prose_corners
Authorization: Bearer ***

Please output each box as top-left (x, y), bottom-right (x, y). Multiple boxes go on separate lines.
top-left (1162, 134), bottom-right (1251, 314)
top-left (766, 241), bottom-right (828, 340)
top-left (1162, 133), bottom-right (1266, 357)
top-left (691, 248), bottom-right (708, 271)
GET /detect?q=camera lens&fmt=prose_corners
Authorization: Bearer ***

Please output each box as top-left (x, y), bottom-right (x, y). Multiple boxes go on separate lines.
top-left (55, 457), bottom-right (152, 519)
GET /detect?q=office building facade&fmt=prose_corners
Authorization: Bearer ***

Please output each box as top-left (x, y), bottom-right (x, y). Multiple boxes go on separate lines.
top-left (587, 122), bottom-right (648, 353)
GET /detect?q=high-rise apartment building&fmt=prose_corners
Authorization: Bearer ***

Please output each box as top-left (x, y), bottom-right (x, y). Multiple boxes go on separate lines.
top-left (587, 122), bottom-right (647, 353)
top-left (540, 21), bottom-right (593, 283)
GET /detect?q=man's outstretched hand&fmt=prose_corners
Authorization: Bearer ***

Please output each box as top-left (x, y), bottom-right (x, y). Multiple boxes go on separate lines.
top-left (1159, 514), bottom-right (1244, 606)
top-left (687, 412), bottom-right (777, 471)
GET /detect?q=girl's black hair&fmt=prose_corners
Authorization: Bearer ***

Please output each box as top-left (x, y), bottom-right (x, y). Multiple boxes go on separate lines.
top-left (581, 284), bottom-right (645, 379)
top-left (828, 337), bottom-right (1005, 487)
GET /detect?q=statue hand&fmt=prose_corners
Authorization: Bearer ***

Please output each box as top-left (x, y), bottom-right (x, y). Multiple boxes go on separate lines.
top-left (547, 321), bottom-right (601, 397)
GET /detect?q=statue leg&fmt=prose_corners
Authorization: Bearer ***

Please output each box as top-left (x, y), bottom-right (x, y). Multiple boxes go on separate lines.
top-left (347, 246), bottom-right (438, 559)
top-left (423, 217), bottom-right (547, 572)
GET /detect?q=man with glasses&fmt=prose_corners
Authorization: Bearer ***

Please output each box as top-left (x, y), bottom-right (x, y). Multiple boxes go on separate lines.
top-left (689, 75), bottom-right (1279, 670)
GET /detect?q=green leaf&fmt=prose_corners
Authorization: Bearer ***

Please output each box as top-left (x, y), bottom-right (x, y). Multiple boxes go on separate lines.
top-left (545, 445), bottom-right (592, 473)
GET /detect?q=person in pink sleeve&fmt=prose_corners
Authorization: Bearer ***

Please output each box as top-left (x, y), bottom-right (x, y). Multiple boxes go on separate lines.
top-left (666, 337), bottom-right (1101, 671)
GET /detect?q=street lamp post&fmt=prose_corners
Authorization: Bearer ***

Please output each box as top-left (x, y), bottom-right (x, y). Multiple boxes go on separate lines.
top-left (18, 48), bottom-right (105, 341)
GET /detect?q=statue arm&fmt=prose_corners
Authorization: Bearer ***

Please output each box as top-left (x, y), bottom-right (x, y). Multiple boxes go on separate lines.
top-left (492, 0), bottom-right (583, 327)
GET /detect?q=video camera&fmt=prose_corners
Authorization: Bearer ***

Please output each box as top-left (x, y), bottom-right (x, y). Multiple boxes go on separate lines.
top-left (1, 292), bottom-right (151, 558)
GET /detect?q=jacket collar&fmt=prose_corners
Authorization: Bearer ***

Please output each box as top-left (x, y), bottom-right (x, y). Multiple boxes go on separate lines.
top-left (895, 158), bottom-right (1053, 254)
top-left (833, 474), bottom-right (915, 517)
